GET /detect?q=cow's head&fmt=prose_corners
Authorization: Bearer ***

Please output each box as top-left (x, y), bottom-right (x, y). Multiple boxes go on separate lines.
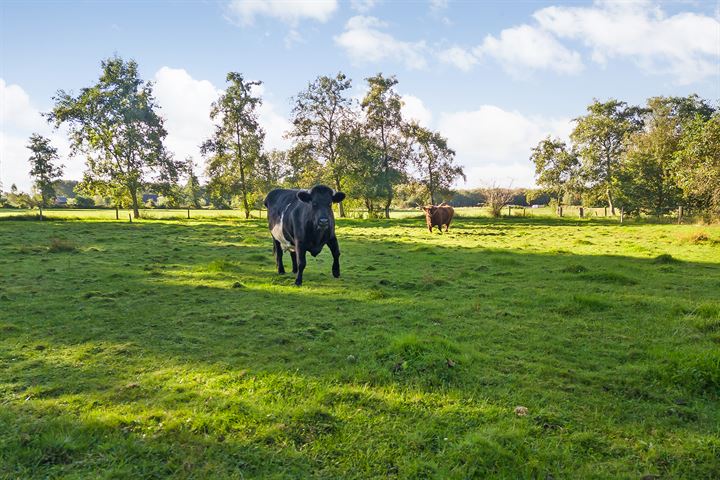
top-left (297, 185), bottom-right (346, 231)
top-left (422, 205), bottom-right (438, 216)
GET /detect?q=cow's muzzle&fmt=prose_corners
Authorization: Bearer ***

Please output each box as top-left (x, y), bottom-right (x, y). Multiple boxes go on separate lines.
top-left (317, 218), bottom-right (329, 229)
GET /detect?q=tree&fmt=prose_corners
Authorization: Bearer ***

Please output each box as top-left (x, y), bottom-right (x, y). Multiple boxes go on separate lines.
top-left (181, 157), bottom-right (203, 208)
top-left (530, 137), bottom-right (579, 205)
top-left (618, 97), bottom-right (688, 215)
top-left (338, 127), bottom-right (386, 216)
top-left (288, 72), bottom-right (354, 216)
top-left (361, 74), bottom-right (408, 218)
top-left (26, 133), bottom-right (64, 207)
top-left (571, 99), bottom-right (644, 214)
top-left (48, 56), bottom-right (180, 218)
top-left (53, 179), bottom-right (80, 199)
top-left (406, 123), bottom-right (464, 205)
top-left (255, 149), bottom-right (286, 196)
top-left (203, 72), bottom-right (264, 218)
top-left (674, 114), bottom-right (720, 219)
top-left (483, 182), bottom-right (515, 217)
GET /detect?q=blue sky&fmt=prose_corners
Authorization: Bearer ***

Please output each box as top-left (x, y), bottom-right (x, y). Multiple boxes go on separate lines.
top-left (2, 0), bottom-right (719, 191)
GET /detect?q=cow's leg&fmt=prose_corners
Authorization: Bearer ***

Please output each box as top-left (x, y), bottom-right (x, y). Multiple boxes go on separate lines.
top-left (328, 236), bottom-right (341, 278)
top-left (294, 245), bottom-right (307, 286)
top-left (290, 249), bottom-right (298, 274)
top-left (273, 239), bottom-right (285, 274)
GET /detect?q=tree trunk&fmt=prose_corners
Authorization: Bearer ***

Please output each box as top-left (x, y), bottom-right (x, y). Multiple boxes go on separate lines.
top-left (242, 190), bottom-right (250, 219)
top-left (334, 176), bottom-right (345, 217)
top-left (384, 195), bottom-right (391, 219)
top-left (606, 186), bottom-right (615, 216)
top-left (129, 185), bottom-right (140, 219)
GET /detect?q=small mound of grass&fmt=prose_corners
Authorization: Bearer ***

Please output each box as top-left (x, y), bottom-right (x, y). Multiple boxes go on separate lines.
top-left (557, 294), bottom-right (611, 315)
top-left (561, 264), bottom-right (588, 274)
top-left (204, 259), bottom-right (237, 273)
top-left (654, 253), bottom-right (678, 264)
top-left (679, 231), bottom-right (711, 244)
top-left (687, 303), bottom-right (720, 333)
top-left (286, 408), bottom-right (339, 447)
top-left (378, 334), bottom-right (466, 386)
top-left (48, 238), bottom-right (77, 253)
top-left (660, 349), bottom-right (720, 394)
top-left (579, 271), bottom-right (637, 285)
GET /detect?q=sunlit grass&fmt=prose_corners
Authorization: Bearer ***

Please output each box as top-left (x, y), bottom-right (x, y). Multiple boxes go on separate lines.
top-left (0, 215), bottom-right (719, 478)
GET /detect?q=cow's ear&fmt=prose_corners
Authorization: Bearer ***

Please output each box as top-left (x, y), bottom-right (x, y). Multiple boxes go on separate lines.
top-left (332, 191), bottom-right (346, 203)
top-left (297, 191), bottom-right (312, 203)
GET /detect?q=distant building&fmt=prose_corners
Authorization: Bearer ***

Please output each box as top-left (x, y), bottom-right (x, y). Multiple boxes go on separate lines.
top-left (55, 196), bottom-right (68, 206)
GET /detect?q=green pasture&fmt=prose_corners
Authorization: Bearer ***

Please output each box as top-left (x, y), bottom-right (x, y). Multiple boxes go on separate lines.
top-left (0, 206), bottom-right (561, 221)
top-left (0, 214), bottom-right (718, 479)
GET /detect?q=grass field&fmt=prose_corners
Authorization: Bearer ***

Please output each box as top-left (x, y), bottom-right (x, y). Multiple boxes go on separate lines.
top-left (1, 214), bottom-right (719, 479)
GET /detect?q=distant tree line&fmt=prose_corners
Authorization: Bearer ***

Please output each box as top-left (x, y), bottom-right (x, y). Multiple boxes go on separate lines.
top-left (2, 56), bottom-right (465, 218)
top-left (3, 56), bottom-right (717, 221)
top-left (531, 96), bottom-right (720, 220)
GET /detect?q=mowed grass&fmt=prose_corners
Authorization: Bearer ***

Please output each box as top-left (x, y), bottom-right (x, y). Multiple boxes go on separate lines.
top-left (0, 214), bottom-right (719, 479)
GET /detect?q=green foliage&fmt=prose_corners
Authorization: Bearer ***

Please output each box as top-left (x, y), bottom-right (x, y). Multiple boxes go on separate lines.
top-left (288, 72), bottom-right (354, 215)
top-left (405, 123), bottom-right (465, 205)
top-left (202, 72), bottom-right (264, 219)
top-left (48, 56), bottom-right (180, 218)
top-left (530, 137), bottom-right (579, 204)
top-left (26, 134), bottom-right (64, 207)
top-left (571, 99), bottom-right (645, 213)
top-left (673, 114), bottom-right (720, 220)
top-left (361, 74), bottom-right (408, 217)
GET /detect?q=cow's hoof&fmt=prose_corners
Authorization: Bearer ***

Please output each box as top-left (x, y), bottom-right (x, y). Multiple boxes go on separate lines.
top-left (278, 270), bottom-right (286, 275)
top-left (332, 270), bottom-right (340, 278)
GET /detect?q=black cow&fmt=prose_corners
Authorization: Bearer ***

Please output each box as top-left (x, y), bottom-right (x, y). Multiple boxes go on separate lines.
top-left (263, 185), bottom-right (346, 286)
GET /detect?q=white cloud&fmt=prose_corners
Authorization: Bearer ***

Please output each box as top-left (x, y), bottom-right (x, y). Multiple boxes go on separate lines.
top-left (351, 0), bottom-right (380, 13)
top-left (429, 0), bottom-right (448, 10)
top-left (438, 105), bottom-right (572, 187)
top-left (154, 67), bottom-right (292, 165)
top-left (252, 85), bottom-right (293, 152)
top-left (226, 0), bottom-right (337, 26)
top-left (401, 94), bottom-right (432, 127)
top-left (533, 0), bottom-right (720, 83)
top-left (284, 29), bottom-right (305, 48)
top-left (335, 16), bottom-right (427, 69)
top-left (0, 79), bottom-right (73, 192)
top-left (154, 67), bottom-right (221, 168)
top-left (437, 46), bottom-right (478, 71)
top-left (474, 24), bottom-right (584, 76)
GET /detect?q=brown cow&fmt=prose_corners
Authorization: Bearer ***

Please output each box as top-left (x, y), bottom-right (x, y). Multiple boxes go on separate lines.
top-left (422, 203), bottom-right (454, 233)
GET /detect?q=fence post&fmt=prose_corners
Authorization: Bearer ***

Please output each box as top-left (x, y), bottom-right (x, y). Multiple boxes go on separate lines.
top-left (620, 207), bottom-right (624, 223)
top-left (39, 206), bottom-right (43, 221)
top-left (187, 208), bottom-right (190, 219)
top-left (558, 206), bottom-right (563, 217)
top-left (677, 206), bottom-right (683, 224)
top-left (115, 207), bottom-right (119, 220)
top-left (129, 213), bottom-right (132, 223)
top-left (579, 207), bottom-right (584, 218)
top-left (604, 207), bottom-right (607, 217)
top-left (508, 205), bottom-right (511, 216)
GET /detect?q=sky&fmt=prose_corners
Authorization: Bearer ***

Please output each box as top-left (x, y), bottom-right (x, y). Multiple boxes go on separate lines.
top-left (1, 0), bottom-right (719, 192)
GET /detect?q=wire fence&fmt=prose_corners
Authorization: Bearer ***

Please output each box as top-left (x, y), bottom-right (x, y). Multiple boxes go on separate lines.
top-left (0, 205), bottom-right (699, 223)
